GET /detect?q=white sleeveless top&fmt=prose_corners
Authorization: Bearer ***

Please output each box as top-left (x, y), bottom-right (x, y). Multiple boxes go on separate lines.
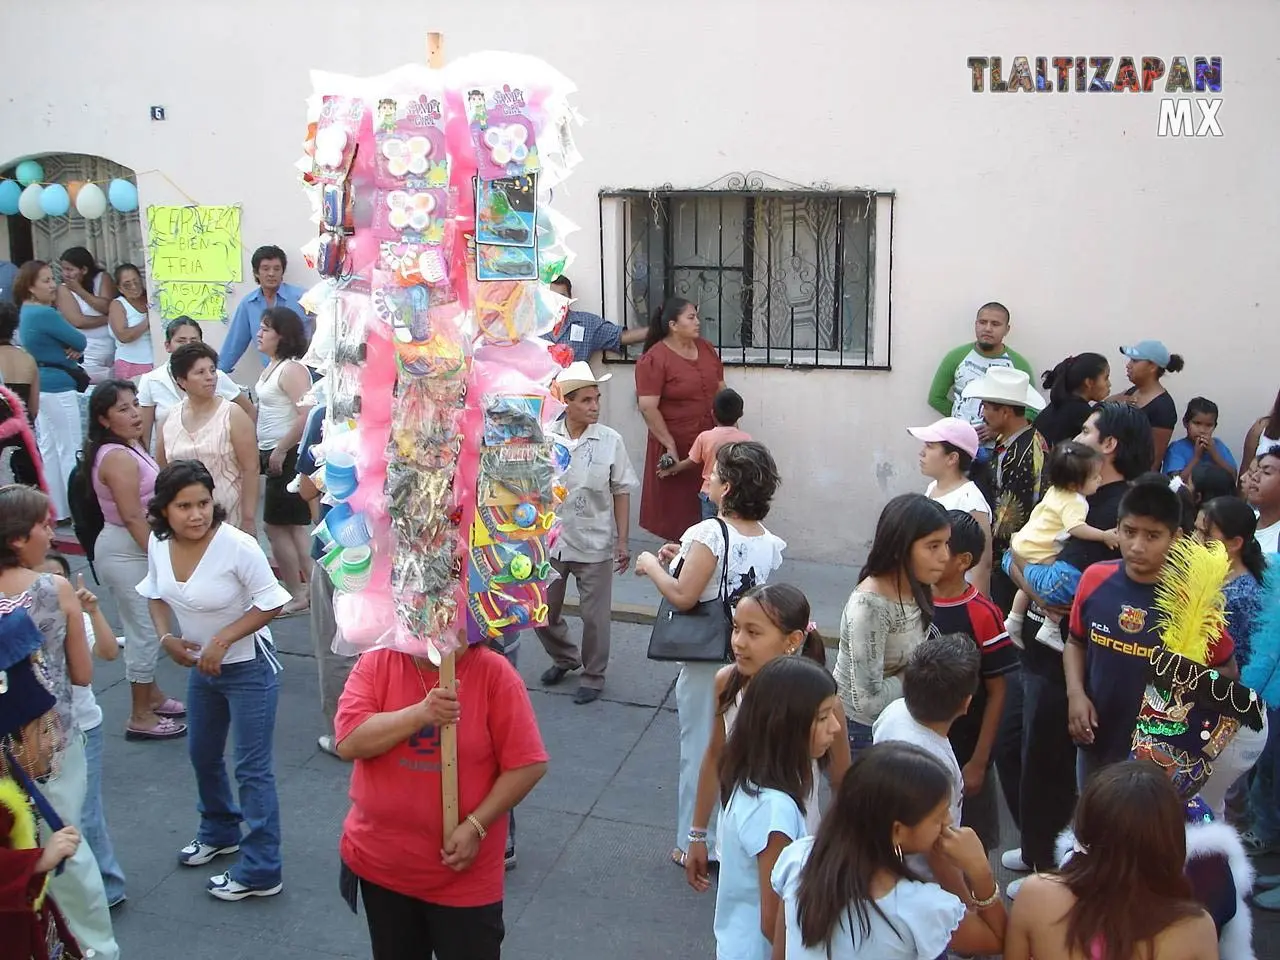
top-left (71, 274), bottom-right (114, 374)
top-left (256, 359), bottom-right (300, 449)
top-left (111, 295), bottom-right (153, 364)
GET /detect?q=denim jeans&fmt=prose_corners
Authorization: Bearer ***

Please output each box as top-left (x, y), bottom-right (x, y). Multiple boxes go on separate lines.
top-left (674, 662), bottom-right (721, 857)
top-left (1251, 706), bottom-right (1280, 844)
top-left (486, 637), bottom-right (518, 854)
top-left (187, 648), bottom-right (282, 888)
top-left (81, 723), bottom-right (127, 905)
top-left (847, 719), bottom-right (875, 759)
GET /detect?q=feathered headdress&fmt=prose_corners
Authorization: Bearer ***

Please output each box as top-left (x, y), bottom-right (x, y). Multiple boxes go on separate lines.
top-left (1153, 537), bottom-right (1230, 665)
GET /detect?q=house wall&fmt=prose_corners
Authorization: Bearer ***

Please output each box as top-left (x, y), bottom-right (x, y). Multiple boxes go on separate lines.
top-left (2, 0), bottom-right (1275, 562)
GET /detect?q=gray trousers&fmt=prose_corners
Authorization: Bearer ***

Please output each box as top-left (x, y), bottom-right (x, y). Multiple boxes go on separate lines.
top-left (535, 558), bottom-right (613, 690)
top-left (310, 560), bottom-right (354, 734)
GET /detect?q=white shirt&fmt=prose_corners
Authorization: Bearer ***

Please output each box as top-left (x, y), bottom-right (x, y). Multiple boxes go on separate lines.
top-left (137, 523), bottom-right (292, 664)
top-left (137, 364), bottom-right (243, 433)
top-left (70, 612), bottom-right (102, 732)
top-left (548, 420), bottom-right (639, 563)
top-left (873, 698), bottom-right (964, 879)
top-left (111, 295), bottom-right (155, 364)
top-left (771, 836), bottom-right (966, 960)
top-left (672, 519), bottom-right (787, 603)
top-left (925, 479), bottom-right (991, 518)
top-left (1258, 519), bottom-right (1280, 555)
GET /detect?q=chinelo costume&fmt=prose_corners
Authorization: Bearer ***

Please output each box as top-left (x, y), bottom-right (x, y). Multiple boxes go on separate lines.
top-left (1057, 538), bottom-right (1262, 960)
top-left (0, 595), bottom-right (83, 959)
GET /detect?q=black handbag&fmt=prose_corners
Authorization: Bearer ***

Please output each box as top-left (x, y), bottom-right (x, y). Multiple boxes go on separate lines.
top-left (646, 518), bottom-right (734, 663)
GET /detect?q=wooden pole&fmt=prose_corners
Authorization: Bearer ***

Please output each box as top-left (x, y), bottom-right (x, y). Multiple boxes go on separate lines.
top-left (426, 28), bottom-right (460, 839)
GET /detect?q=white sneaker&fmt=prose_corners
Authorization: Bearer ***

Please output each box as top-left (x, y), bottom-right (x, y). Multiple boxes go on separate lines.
top-left (207, 872), bottom-right (283, 901)
top-left (1034, 618), bottom-right (1066, 652)
top-left (1007, 876), bottom-right (1026, 898)
top-left (178, 839), bottom-right (240, 867)
top-left (1001, 847), bottom-right (1031, 872)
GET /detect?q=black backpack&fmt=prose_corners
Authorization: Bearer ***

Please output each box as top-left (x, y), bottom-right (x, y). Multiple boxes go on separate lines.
top-left (67, 451), bottom-right (105, 582)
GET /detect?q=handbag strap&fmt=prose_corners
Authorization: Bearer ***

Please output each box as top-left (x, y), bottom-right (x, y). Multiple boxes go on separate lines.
top-left (713, 517), bottom-right (731, 603)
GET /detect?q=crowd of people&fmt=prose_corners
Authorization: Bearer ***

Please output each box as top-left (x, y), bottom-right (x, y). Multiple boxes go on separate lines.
top-left (2, 244), bottom-right (1280, 960)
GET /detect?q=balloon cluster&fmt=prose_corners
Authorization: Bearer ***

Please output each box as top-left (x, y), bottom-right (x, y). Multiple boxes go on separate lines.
top-left (295, 55), bottom-right (583, 662)
top-left (0, 161), bottom-right (139, 220)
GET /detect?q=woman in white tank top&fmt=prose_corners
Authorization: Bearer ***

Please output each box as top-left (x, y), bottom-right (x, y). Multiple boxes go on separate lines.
top-left (54, 246), bottom-right (117, 384)
top-left (107, 264), bottom-right (155, 380)
top-left (255, 307), bottom-right (314, 615)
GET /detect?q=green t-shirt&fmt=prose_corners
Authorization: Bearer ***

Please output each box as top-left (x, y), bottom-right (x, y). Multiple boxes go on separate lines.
top-left (928, 343), bottom-right (1035, 425)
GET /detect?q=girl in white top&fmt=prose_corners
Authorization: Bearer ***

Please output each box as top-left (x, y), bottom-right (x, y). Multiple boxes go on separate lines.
top-left (908, 417), bottom-right (993, 595)
top-left (770, 741), bottom-right (1007, 959)
top-left (714, 656), bottom-right (843, 960)
top-left (139, 460), bottom-right (291, 899)
top-left (40, 553), bottom-right (127, 908)
top-left (635, 440), bottom-right (786, 869)
top-left (54, 247), bottom-right (117, 384)
top-left (684, 583), bottom-right (851, 893)
top-left (254, 307), bottom-right (313, 614)
top-left (836, 494), bottom-right (951, 750)
top-left (106, 264), bottom-right (154, 379)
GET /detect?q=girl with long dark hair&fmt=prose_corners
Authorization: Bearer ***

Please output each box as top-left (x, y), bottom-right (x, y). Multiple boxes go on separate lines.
top-left (1242, 387), bottom-right (1280, 473)
top-left (84, 380), bottom-right (185, 740)
top-left (1033, 352), bottom-right (1111, 446)
top-left (684, 584), bottom-right (850, 892)
top-left (54, 247), bottom-right (116, 385)
top-left (835, 494), bottom-right (951, 754)
top-left (771, 741), bottom-right (1006, 958)
top-left (1194, 496), bottom-right (1270, 820)
top-left (1005, 762), bottom-right (1215, 960)
top-left (713, 656), bottom-right (843, 960)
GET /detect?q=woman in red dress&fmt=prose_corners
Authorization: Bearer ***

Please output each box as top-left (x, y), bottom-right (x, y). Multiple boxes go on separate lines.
top-left (635, 300), bottom-right (726, 541)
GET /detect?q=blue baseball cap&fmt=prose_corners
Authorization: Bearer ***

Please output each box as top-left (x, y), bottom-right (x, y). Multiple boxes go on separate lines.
top-left (1121, 340), bottom-right (1171, 368)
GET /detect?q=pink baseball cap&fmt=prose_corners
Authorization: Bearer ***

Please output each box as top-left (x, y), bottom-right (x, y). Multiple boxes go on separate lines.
top-left (907, 417), bottom-right (980, 458)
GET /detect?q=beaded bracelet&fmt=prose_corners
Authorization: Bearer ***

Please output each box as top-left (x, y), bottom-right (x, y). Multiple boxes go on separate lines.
top-left (466, 814), bottom-right (488, 840)
top-left (687, 828), bottom-right (708, 845)
top-left (970, 882), bottom-right (1001, 909)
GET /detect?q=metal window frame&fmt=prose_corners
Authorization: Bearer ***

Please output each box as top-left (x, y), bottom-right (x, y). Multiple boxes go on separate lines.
top-left (599, 174), bottom-right (895, 371)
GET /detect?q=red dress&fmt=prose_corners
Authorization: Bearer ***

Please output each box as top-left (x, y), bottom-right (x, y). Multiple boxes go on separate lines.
top-left (634, 339), bottom-right (724, 541)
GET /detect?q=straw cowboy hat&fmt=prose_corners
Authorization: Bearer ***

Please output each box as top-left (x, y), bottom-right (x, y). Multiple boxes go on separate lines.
top-left (961, 367), bottom-right (1045, 409)
top-left (554, 361), bottom-right (612, 396)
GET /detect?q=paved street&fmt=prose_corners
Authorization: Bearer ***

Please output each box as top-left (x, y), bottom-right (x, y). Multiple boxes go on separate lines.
top-left (69, 547), bottom-right (1280, 959)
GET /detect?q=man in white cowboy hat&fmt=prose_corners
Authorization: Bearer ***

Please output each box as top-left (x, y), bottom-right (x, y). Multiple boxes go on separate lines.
top-left (537, 362), bottom-right (639, 704)
top-left (961, 367), bottom-right (1049, 613)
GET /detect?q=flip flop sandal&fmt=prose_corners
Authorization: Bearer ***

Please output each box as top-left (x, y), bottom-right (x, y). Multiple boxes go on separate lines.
top-left (153, 698), bottom-right (187, 718)
top-left (670, 848), bottom-right (686, 867)
top-left (125, 717), bottom-right (188, 741)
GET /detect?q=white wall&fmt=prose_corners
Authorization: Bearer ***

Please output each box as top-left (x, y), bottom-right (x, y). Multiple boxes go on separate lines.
top-left (3, 0), bottom-right (1277, 562)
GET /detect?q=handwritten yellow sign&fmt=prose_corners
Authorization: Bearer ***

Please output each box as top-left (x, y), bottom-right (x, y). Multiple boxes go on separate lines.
top-left (155, 282), bottom-right (230, 323)
top-left (146, 205), bottom-right (243, 284)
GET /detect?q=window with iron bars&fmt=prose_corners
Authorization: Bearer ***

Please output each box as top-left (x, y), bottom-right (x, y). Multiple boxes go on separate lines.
top-left (599, 177), bottom-right (894, 368)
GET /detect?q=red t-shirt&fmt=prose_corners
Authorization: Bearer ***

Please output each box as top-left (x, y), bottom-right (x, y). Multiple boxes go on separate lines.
top-left (336, 646), bottom-right (548, 906)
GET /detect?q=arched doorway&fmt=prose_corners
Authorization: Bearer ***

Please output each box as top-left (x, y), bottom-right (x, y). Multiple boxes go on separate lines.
top-left (1, 152), bottom-right (144, 272)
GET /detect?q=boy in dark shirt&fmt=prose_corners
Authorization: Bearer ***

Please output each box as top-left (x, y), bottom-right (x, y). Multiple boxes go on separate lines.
top-left (934, 510), bottom-right (1019, 851)
top-left (1064, 475), bottom-right (1238, 790)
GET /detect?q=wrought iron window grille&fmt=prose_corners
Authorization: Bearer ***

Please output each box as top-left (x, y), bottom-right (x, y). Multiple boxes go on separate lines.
top-left (599, 172), bottom-right (894, 369)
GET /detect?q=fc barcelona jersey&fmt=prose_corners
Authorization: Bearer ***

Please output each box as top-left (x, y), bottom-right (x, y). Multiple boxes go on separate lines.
top-left (1068, 560), bottom-right (1233, 765)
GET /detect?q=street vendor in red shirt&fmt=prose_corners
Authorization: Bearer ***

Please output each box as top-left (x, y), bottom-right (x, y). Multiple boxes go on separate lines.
top-left (335, 639), bottom-right (548, 960)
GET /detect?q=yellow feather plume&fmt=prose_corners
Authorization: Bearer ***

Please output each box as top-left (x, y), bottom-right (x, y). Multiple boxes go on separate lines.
top-left (1153, 537), bottom-right (1230, 665)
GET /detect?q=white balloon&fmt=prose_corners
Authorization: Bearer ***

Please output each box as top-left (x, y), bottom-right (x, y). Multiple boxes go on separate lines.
top-left (75, 182), bottom-right (108, 219)
top-left (18, 184), bottom-right (45, 220)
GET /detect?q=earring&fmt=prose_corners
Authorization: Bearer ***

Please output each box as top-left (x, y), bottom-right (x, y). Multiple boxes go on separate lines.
top-left (893, 844), bottom-right (903, 862)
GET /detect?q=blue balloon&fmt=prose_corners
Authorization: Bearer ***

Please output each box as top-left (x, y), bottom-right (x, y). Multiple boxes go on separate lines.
top-left (0, 180), bottom-right (20, 216)
top-left (40, 183), bottom-right (70, 217)
top-left (107, 178), bottom-right (138, 213)
top-left (14, 159), bottom-right (43, 187)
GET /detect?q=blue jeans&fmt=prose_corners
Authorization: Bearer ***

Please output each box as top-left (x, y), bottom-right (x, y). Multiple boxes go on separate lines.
top-left (487, 637), bottom-right (518, 854)
top-left (1251, 706), bottom-right (1280, 844)
top-left (847, 719), bottom-right (875, 758)
top-left (1001, 552), bottom-right (1082, 607)
top-left (80, 724), bottom-right (126, 905)
top-left (698, 492), bottom-right (717, 521)
top-left (187, 649), bottom-right (282, 888)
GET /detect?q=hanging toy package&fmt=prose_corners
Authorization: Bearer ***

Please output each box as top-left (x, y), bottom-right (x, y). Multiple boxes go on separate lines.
top-left (298, 53), bottom-right (582, 661)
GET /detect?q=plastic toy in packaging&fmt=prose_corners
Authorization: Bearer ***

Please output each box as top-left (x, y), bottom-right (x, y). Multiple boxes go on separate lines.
top-left (313, 96), bottom-right (365, 185)
top-left (372, 187), bottom-right (448, 244)
top-left (373, 93), bottom-right (449, 189)
top-left (463, 84), bottom-right (541, 180)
